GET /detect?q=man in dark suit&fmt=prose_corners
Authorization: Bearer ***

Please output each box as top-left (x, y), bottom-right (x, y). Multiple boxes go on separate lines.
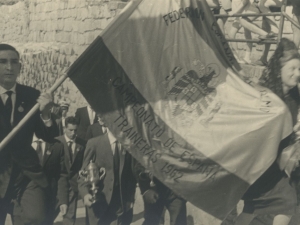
top-left (75, 105), bottom-right (97, 140)
top-left (32, 136), bottom-right (69, 224)
top-left (135, 162), bottom-right (187, 225)
top-left (56, 116), bottom-right (85, 225)
top-left (85, 112), bottom-right (106, 140)
top-left (79, 126), bottom-right (136, 225)
top-left (0, 44), bottom-right (58, 224)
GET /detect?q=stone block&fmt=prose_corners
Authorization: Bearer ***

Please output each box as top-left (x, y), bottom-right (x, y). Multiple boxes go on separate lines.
top-left (71, 20), bottom-right (79, 32)
top-left (70, 8), bottom-right (78, 19)
top-left (49, 11), bottom-right (57, 20)
top-left (64, 18), bottom-right (73, 32)
top-left (108, 1), bottom-right (118, 10)
top-left (70, 32), bottom-right (78, 44)
top-left (90, 5), bottom-right (101, 19)
top-left (59, 1), bottom-right (67, 10)
top-left (92, 19), bottom-right (102, 30)
top-left (62, 31), bottom-right (71, 43)
top-left (85, 31), bottom-right (97, 45)
top-left (79, 7), bottom-right (89, 21)
top-left (68, 0), bottom-right (77, 9)
top-left (57, 19), bottom-right (65, 31)
top-left (100, 18), bottom-right (111, 30)
top-left (77, 33), bottom-right (86, 45)
top-left (57, 9), bottom-right (63, 19)
top-left (101, 4), bottom-right (111, 18)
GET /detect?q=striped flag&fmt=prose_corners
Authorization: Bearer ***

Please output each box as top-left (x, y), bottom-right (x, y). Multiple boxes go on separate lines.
top-left (68, 0), bottom-right (293, 219)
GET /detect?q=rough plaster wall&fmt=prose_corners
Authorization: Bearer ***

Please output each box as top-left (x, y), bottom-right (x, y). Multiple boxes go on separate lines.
top-left (0, 0), bottom-right (128, 115)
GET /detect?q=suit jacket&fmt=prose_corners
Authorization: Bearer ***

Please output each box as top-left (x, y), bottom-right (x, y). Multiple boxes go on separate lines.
top-left (0, 83), bottom-right (58, 198)
top-left (75, 107), bottom-right (96, 140)
top-left (85, 123), bottom-right (105, 140)
top-left (42, 140), bottom-right (68, 207)
top-left (56, 135), bottom-right (85, 193)
top-left (55, 118), bottom-right (64, 136)
top-left (78, 134), bottom-right (136, 214)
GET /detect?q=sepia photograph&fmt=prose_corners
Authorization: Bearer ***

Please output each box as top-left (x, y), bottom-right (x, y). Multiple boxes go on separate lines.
top-left (1, 0), bottom-right (300, 224)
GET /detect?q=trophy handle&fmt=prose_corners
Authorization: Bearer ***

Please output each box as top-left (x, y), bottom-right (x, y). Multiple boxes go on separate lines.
top-left (99, 167), bottom-right (106, 180)
top-left (79, 169), bottom-right (88, 181)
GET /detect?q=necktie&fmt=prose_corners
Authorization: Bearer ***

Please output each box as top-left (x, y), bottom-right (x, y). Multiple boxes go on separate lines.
top-left (68, 141), bottom-right (73, 163)
top-left (36, 140), bottom-right (43, 165)
top-left (4, 91), bottom-right (13, 129)
top-left (113, 141), bottom-right (120, 186)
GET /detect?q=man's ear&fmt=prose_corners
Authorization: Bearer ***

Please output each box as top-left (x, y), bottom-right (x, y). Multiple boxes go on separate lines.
top-left (18, 62), bottom-right (22, 74)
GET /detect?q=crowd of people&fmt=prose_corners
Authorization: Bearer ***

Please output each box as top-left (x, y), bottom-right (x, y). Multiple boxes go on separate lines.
top-left (0, 43), bottom-right (188, 225)
top-left (209, 0), bottom-right (300, 66)
top-left (1, 1), bottom-right (300, 225)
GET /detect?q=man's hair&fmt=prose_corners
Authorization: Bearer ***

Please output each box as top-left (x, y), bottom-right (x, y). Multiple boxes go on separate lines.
top-left (65, 116), bottom-right (79, 126)
top-left (0, 44), bottom-right (20, 58)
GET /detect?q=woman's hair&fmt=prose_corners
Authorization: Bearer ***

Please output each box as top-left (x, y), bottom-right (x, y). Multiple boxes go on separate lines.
top-left (260, 38), bottom-right (300, 100)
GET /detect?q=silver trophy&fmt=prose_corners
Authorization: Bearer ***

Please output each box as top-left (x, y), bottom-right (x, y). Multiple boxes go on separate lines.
top-left (79, 160), bottom-right (106, 203)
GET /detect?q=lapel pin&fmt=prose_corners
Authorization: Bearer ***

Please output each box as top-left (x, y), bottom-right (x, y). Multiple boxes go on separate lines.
top-left (18, 105), bottom-right (24, 112)
top-left (46, 150), bottom-right (51, 155)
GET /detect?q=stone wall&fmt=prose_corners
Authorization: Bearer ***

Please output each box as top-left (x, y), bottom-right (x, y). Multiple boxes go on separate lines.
top-left (0, 0), bottom-right (128, 115)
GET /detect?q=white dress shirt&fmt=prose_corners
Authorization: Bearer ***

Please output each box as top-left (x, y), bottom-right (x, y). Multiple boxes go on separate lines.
top-left (87, 106), bottom-right (96, 125)
top-left (32, 135), bottom-right (46, 156)
top-left (0, 84), bottom-right (16, 125)
top-left (107, 130), bottom-right (121, 155)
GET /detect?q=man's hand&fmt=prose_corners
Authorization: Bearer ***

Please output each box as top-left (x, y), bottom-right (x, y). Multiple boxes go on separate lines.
top-left (84, 194), bottom-right (94, 207)
top-left (143, 189), bottom-right (159, 204)
top-left (60, 204), bottom-right (68, 215)
top-left (37, 92), bottom-right (53, 120)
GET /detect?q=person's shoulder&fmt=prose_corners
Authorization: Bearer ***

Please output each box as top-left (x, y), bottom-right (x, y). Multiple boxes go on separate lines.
top-left (55, 135), bottom-right (65, 143)
top-left (48, 139), bottom-right (64, 149)
top-left (87, 135), bottom-right (102, 146)
top-left (16, 83), bottom-right (40, 97)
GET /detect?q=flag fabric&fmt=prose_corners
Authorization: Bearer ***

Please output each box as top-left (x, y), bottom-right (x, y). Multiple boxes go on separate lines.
top-left (67, 0), bottom-right (293, 219)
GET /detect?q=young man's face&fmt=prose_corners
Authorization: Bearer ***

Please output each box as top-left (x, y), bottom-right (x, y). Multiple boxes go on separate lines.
top-left (64, 124), bottom-right (78, 140)
top-left (0, 50), bottom-right (21, 89)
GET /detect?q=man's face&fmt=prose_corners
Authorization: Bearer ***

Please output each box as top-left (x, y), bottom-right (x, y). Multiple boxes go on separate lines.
top-left (0, 50), bottom-right (21, 88)
top-left (97, 115), bottom-right (106, 126)
top-left (64, 124), bottom-right (78, 140)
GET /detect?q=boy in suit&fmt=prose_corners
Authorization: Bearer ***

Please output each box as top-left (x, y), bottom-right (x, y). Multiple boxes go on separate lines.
top-left (56, 116), bottom-right (86, 225)
top-left (32, 136), bottom-right (69, 224)
top-left (79, 118), bottom-right (136, 225)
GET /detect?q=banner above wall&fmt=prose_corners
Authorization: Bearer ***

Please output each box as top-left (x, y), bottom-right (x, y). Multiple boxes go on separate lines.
top-left (67, 0), bottom-right (292, 219)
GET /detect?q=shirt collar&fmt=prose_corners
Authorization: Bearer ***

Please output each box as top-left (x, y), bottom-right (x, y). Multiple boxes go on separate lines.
top-left (107, 129), bottom-right (117, 145)
top-left (0, 84), bottom-right (16, 95)
top-left (64, 135), bottom-right (75, 143)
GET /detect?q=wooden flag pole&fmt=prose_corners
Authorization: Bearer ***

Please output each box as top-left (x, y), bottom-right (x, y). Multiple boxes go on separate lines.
top-left (0, 73), bottom-right (69, 152)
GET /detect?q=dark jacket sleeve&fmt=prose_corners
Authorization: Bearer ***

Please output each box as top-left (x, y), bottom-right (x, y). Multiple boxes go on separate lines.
top-left (85, 125), bottom-right (93, 140)
top-left (56, 142), bottom-right (69, 206)
top-left (34, 114), bottom-right (59, 143)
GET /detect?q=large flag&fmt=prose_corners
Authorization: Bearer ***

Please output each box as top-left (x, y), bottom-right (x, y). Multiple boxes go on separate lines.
top-left (68, 0), bottom-right (293, 219)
